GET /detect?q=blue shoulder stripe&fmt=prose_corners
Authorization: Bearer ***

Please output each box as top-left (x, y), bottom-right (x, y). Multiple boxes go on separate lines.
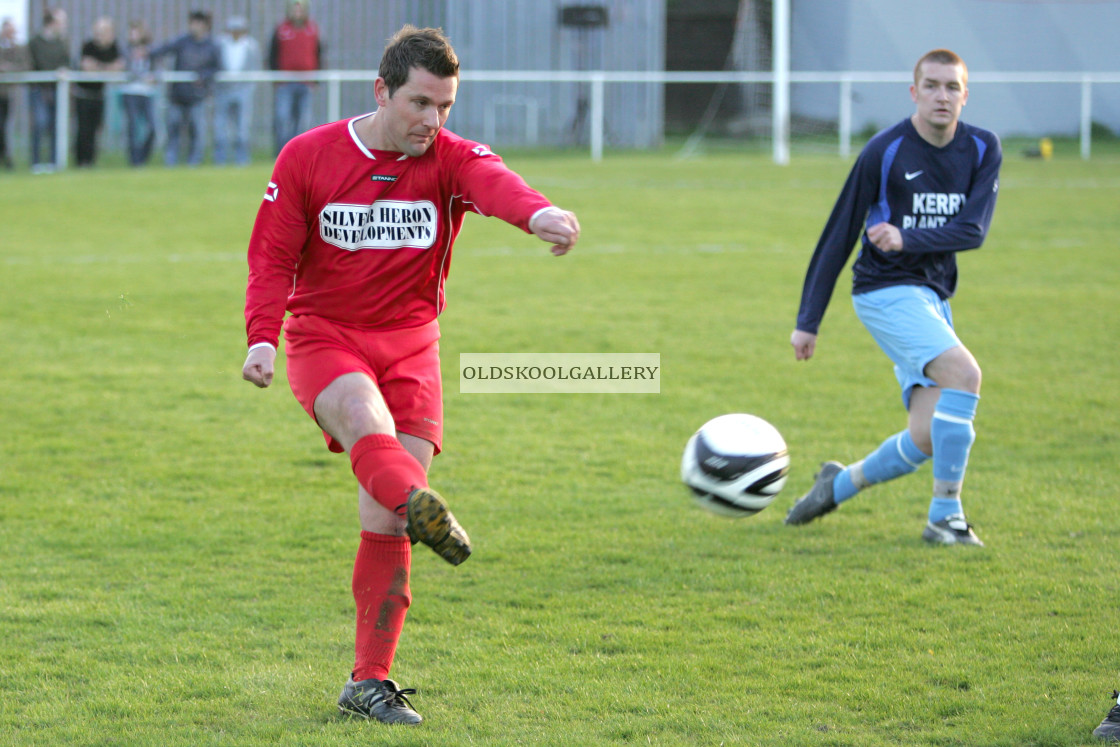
top-left (972, 135), bottom-right (987, 166)
top-left (868, 136), bottom-right (903, 226)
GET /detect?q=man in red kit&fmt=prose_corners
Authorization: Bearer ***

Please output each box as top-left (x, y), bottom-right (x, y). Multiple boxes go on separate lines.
top-left (241, 26), bottom-right (580, 725)
top-left (269, 0), bottom-right (321, 153)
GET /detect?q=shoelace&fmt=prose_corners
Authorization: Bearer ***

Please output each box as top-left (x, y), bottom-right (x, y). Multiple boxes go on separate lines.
top-left (381, 682), bottom-right (418, 711)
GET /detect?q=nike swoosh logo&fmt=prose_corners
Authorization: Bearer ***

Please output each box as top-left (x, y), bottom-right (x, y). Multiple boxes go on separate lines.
top-left (905, 170), bottom-right (924, 180)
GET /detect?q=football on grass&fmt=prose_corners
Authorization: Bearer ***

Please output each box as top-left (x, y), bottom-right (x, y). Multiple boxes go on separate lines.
top-left (681, 413), bottom-right (790, 518)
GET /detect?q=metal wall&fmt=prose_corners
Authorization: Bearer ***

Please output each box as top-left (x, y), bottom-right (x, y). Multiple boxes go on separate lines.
top-left (790, 0), bottom-right (1120, 137)
top-left (446, 0), bottom-right (665, 148)
top-left (12, 0), bottom-right (664, 159)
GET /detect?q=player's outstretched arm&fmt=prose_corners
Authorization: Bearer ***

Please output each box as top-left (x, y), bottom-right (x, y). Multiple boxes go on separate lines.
top-left (242, 344), bottom-right (277, 388)
top-left (790, 329), bottom-right (817, 361)
top-left (530, 208), bottom-right (580, 256)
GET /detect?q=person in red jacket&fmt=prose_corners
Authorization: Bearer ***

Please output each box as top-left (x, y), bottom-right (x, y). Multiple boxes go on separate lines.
top-left (269, 0), bottom-right (320, 153)
top-left (242, 25), bottom-right (579, 726)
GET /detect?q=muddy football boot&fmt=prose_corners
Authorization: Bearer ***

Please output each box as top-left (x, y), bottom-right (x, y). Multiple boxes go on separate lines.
top-left (405, 487), bottom-right (472, 565)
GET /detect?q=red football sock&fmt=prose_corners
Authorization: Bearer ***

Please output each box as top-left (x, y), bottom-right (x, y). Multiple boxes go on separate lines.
top-left (351, 531), bottom-right (412, 682)
top-left (349, 433), bottom-right (428, 515)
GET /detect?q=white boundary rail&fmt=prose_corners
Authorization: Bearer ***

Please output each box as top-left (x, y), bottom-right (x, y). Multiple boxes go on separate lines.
top-left (4, 69), bottom-right (1120, 167)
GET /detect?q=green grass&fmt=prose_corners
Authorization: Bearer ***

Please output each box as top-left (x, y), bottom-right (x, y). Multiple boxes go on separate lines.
top-left (0, 146), bottom-right (1117, 746)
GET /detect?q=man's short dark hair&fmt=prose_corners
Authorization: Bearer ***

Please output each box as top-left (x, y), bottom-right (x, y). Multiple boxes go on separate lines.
top-left (378, 25), bottom-right (459, 97)
top-left (189, 10), bottom-right (212, 27)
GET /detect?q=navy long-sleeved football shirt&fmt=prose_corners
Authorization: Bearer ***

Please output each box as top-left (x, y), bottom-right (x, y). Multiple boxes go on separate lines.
top-left (795, 116), bottom-right (1001, 335)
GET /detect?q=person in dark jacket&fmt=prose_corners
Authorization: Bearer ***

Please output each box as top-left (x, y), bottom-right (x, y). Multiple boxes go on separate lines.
top-left (150, 10), bottom-right (221, 166)
top-left (27, 8), bottom-right (68, 172)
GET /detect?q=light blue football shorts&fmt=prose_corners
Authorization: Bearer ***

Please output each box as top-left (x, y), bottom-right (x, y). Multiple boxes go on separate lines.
top-left (851, 284), bottom-right (961, 409)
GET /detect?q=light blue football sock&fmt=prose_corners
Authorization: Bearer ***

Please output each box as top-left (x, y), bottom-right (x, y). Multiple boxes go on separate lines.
top-left (929, 388), bottom-right (980, 522)
top-left (833, 430), bottom-right (930, 503)
top-left (863, 429), bottom-right (930, 483)
top-left (928, 498), bottom-right (963, 523)
top-left (832, 469), bottom-right (858, 504)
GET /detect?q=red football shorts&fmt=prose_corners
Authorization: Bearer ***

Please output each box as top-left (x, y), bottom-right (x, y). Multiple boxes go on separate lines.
top-left (282, 314), bottom-right (443, 454)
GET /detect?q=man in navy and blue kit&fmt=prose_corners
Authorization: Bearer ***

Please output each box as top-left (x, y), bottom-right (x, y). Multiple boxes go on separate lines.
top-left (785, 49), bottom-right (1001, 546)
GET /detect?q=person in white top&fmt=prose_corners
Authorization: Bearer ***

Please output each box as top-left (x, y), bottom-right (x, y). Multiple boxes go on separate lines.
top-left (214, 15), bottom-right (261, 165)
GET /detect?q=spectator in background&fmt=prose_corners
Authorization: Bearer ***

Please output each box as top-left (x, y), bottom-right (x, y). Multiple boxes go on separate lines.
top-left (214, 15), bottom-right (260, 166)
top-left (120, 20), bottom-right (157, 167)
top-left (0, 17), bottom-right (31, 170)
top-left (269, 0), bottom-right (321, 154)
top-left (150, 10), bottom-right (221, 166)
top-left (27, 8), bottom-right (68, 173)
top-left (75, 17), bottom-right (124, 168)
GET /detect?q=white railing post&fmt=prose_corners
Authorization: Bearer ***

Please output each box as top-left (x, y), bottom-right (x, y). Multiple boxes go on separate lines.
top-left (590, 72), bottom-right (605, 162)
top-left (54, 74), bottom-right (70, 169)
top-left (1080, 76), bottom-right (1092, 160)
top-left (772, 0), bottom-right (791, 165)
top-left (328, 72), bottom-right (342, 124)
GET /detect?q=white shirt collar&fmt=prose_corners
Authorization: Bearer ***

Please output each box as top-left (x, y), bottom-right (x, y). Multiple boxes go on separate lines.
top-left (347, 112), bottom-right (410, 161)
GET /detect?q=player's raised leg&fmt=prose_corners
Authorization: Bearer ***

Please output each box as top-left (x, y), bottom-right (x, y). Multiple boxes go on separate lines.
top-left (316, 372), bottom-right (423, 511)
top-left (842, 430), bottom-right (930, 499)
top-left (315, 372), bottom-right (471, 563)
top-left (785, 427), bottom-right (930, 525)
top-left (787, 383), bottom-right (932, 526)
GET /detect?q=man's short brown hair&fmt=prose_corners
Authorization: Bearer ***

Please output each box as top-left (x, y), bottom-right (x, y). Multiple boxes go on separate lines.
top-left (914, 48), bottom-right (968, 85)
top-left (378, 25), bottom-right (459, 97)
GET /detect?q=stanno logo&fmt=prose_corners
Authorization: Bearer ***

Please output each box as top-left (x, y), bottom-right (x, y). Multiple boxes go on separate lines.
top-left (905, 170), bottom-right (924, 180)
top-left (263, 181), bottom-right (279, 202)
top-left (370, 174), bottom-right (398, 182)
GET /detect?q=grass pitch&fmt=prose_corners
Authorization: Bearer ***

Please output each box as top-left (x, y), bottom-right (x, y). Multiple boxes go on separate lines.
top-left (0, 144), bottom-right (1117, 746)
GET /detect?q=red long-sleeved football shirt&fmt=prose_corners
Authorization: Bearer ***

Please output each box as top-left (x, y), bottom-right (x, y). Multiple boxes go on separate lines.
top-left (245, 114), bottom-right (554, 348)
